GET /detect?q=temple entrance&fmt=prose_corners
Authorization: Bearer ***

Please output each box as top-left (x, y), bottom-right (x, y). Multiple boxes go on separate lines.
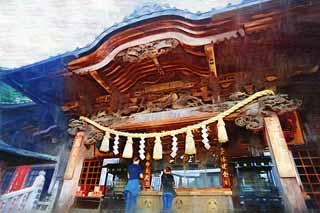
top-left (1, 1), bottom-right (319, 212)
top-left (70, 103), bottom-right (301, 212)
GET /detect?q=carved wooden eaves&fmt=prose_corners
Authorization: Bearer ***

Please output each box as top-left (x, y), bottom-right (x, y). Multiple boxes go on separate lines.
top-left (116, 39), bottom-right (179, 63)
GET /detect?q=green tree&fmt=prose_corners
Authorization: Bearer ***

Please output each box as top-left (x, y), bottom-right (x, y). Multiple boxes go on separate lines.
top-left (0, 81), bottom-right (32, 104)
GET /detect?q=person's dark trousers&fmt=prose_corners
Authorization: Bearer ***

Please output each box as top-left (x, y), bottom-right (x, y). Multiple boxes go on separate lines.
top-left (124, 191), bottom-right (137, 213)
top-left (162, 192), bottom-right (174, 212)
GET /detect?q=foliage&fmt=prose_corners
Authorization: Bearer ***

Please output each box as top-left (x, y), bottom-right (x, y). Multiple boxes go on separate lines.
top-left (0, 81), bottom-right (32, 104)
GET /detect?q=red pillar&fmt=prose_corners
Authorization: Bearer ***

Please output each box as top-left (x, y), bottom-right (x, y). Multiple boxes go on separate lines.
top-left (8, 165), bottom-right (30, 192)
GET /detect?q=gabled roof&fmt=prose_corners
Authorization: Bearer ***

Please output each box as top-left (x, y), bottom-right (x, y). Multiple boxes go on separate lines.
top-left (0, 53), bottom-right (76, 105)
top-left (74, 0), bottom-right (271, 59)
top-left (0, 0), bottom-right (271, 106)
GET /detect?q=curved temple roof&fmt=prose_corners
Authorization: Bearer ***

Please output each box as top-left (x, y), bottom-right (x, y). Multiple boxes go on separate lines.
top-left (0, 0), bottom-right (262, 69)
top-left (74, 0), bottom-right (269, 57)
top-left (0, 0), bottom-right (288, 106)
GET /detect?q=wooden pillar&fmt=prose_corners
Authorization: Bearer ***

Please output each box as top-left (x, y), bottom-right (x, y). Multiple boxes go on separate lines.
top-left (55, 132), bottom-right (89, 213)
top-left (264, 114), bottom-right (307, 212)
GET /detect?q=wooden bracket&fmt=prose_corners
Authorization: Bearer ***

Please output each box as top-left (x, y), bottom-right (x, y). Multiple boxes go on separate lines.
top-left (204, 44), bottom-right (217, 78)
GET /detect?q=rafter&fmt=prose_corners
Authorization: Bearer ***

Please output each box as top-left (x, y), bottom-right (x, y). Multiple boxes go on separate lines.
top-left (89, 71), bottom-right (112, 94)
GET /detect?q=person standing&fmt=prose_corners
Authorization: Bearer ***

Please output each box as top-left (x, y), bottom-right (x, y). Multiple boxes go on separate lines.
top-left (161, 167), bottom-right (176, 212)
top-left (123, 156), bottom-right (143, 213)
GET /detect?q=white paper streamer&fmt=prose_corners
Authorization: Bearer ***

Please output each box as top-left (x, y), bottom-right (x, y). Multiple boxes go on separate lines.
top-left (201, 125), bottom-right (211, 150)
top-left (139, 138), bottom-right (146, 160)
top-left (170, 135), bottom-right (178, 158)
top-left (113, 134), bottom-right (119, 155)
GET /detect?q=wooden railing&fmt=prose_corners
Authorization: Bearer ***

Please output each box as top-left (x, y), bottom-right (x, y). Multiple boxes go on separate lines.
top-left (0, 171), bottom-right (46, 212)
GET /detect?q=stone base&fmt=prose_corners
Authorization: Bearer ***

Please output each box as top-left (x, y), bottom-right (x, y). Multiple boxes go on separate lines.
top-left (137, 188), bottom-right (233, 213)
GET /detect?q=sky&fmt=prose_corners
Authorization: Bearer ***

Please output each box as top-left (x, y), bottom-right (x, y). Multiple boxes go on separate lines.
top-left (0, 0), bottom-right (242, 68)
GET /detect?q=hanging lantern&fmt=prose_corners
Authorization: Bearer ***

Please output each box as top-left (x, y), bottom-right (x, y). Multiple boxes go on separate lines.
top-left (185, 129), bottom-right (196, 155)
top-left (100, 132), bottom-right (110, 152)
top-left (122, 137), bottom-right (133, 158)
top-left (139, 138), bottom-right (146, 160)
top-left (113, 134), bottom-right (119, 155)
top-left (217, 118), bottom-right (228, 143)
top-left (153, 136), bottom-right (163, 160)
top-left (201, 125), bottom-right (211, 150)
top-left (170, 135), bottom-right (178, 158)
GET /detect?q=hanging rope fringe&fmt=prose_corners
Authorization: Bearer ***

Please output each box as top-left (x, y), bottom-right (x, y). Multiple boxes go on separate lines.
top-left (113, 134), bottom-right (119, 155)
top-left (153, 136), bottom-right (163, 160)
top-left (100, 132), bottom-right (110, 152)
top-left (185, 129), bottom-right (196, 155)
top-left (217, 118), bottom-right (228, 143)
top-left (122, 137), bottom-right (133, 158)
top-left (79, 90), bottom-right (274, 155)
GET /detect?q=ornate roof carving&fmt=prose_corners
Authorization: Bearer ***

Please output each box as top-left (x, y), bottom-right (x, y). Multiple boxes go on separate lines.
top-left (116, 39), bottom-right (179, 63)
top-left (235, 94), bottom-right (302, 131)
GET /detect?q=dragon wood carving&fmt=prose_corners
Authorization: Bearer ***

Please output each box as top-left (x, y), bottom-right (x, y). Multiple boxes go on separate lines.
top-left (112, 92), bottom-right (205, 116)
top-left (134, 92), bottom-right (204, 114)
top-left (65, 112), bottom-right (132, 146)
top-left (235, 94), bottom-right (301, 131)
top-left (116, 39), bottom-right (179, 63)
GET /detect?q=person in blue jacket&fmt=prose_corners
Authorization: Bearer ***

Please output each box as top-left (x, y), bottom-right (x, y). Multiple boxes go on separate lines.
top-left (123, 156), bottom-right (143, 213)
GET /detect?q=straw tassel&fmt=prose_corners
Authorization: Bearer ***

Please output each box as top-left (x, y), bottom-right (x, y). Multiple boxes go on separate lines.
top-left (153, 136), bottom-right (163, 160)
top-left (185, 129), bottom-right (196, 155)
top-left (100, 132), bottom-right (110, 152)
top-left (217, 118), bottom-right (228, 143)
top-left (122, 137), bottom-right (133, 158)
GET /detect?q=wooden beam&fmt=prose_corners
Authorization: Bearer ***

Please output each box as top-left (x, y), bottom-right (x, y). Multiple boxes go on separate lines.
top-left (89, 71), bottom-right (112, 94)
top-left (62, 101), bottom-right (79, 111)
top-left (144, 80), bottom-right (195, 93)
top-left (110, 110), bottom-right (238, 131)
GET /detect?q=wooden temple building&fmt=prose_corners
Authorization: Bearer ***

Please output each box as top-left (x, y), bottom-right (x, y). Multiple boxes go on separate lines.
top-left (1, 0), bottom-right (320, 212)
